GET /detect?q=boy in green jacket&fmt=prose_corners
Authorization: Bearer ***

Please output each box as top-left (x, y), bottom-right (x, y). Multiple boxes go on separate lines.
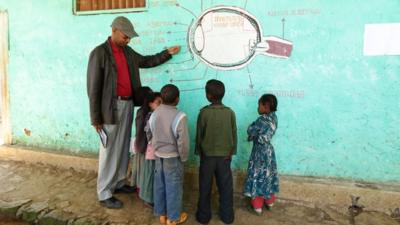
top-left (195, 79), bottom-right (237, 224)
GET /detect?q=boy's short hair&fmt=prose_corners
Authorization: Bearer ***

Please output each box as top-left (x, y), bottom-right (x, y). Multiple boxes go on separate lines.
top-left (205, 79), bottom-right (225, 101)
top-left (161, 84), bottom-right (180, 104)
top-left (259, 94), bottom-right (278, 112)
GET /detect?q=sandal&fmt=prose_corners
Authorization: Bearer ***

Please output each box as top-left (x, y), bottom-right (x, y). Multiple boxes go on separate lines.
top-left (246, 205), bottom-right (262, 216)
top-left (166, 212), bottom-right (188, 225)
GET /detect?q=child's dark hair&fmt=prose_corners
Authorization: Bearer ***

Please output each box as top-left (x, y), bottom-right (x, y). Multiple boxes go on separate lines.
top-left (259, 94), bottom-right (278, 112)
top-left (141, 91), bottom-right (161, 116)
top-left (205, 79), bottom-right (225, 102)
top-left (161, 84), bottom-right (179, 104)
top-left (150, 92), bottom-right (161, 103)
top-left (136, 89), bottom-right (160, 153)
top-left (138, 87), bottom-right (154, 115)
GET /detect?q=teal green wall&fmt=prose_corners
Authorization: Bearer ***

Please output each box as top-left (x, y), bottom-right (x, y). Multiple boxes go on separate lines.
top-left (0, 0), bottom-right (399, 183)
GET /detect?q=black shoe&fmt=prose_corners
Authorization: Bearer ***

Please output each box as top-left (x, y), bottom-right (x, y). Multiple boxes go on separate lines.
top-left (114, 185), bottom-right (137, 194)
top-left (99, 196), bottom-right (123, 209)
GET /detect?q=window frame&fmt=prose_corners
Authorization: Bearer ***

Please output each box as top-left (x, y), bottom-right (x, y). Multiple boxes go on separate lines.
top-left (73, 0), bottom-right (148, 15)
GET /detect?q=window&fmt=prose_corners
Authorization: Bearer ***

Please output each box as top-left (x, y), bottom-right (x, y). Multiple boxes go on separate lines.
top-left (74, 0), bottom-right (147, 15)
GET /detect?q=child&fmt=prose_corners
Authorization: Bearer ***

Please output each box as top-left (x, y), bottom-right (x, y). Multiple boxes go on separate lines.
top-left (132, 87), bottom-right (153, 197)
top-left (244, 94), bottom-right (279, 215)
top-left (149, 84), bottom-right (189, 225)
top-left (195, 79), bottom-right (237, 225)
top-left (137, 91), bottom-right (162, 207)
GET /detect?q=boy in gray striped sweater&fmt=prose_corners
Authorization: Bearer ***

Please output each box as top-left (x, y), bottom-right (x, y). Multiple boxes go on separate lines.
top-left (149, 84), bottom-right (189, 225)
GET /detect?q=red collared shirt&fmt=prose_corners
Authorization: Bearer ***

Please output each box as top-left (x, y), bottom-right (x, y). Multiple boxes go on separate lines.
top-left (109, 37), bottom-right (132, 97)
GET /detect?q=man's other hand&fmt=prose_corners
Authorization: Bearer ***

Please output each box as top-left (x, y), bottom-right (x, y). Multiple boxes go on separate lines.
top-left (93, 124), bottom-right (103, 133)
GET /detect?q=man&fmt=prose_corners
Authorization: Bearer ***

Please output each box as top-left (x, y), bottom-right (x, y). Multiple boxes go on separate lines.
top-left (87, 16), bottom-right (180, 209)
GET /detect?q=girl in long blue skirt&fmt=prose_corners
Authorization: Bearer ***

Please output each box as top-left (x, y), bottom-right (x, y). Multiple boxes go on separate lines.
top-left (244, 94), bottom-right (279, 215)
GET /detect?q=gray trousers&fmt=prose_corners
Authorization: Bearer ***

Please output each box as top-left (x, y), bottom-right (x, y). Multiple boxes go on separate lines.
top-left (97, 100), bottom-right (133, 201)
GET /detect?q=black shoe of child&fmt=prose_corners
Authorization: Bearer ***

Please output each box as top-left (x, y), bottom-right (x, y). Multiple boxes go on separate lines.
top-left (143, 201), bottom-right (154, 209)
top-left (114, 185), bottom-right (137, 194)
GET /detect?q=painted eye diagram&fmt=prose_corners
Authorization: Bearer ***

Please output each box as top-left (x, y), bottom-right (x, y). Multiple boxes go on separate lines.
top-left (187, 6), bottom-right (293, 70)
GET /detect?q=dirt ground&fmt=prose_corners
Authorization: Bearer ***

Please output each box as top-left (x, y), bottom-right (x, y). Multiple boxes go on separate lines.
top-left (0, 159), bottom-right (399, 225)
top-left (0, 216), bottom-right (28, 225)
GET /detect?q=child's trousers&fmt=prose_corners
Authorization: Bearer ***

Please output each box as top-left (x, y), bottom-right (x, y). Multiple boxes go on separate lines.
top-left (196, 156), bottom-right (234, 224)
top-left (154, 157), bottom-right (184, 221)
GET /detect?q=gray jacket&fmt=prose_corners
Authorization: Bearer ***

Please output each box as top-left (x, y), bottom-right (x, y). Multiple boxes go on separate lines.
top-left (148, 104), bottom-right (190, 162)
top-left (87, 39), bottom-right (172, 125)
